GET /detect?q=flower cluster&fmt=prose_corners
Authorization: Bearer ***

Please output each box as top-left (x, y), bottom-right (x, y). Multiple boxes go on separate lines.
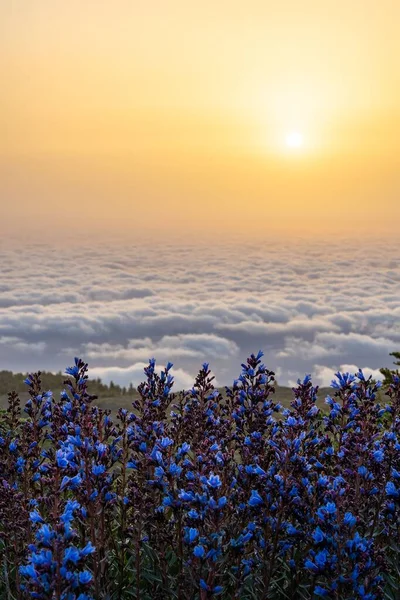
top-left (0, 352), bottom-right (399, 599)
top-left (20, 500), bottom-right (95, 599)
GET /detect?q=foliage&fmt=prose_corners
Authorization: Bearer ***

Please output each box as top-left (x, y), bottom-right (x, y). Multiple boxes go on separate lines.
top-left (0, 369), bottom-right (131, 399)
top-left (380, 352), bottom-right (400, 387)
top-left (0, 353), bottom-right (399, 600)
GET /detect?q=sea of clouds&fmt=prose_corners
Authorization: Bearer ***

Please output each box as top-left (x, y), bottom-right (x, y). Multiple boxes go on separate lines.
top-left (0, 234), bottom-right (399, 390)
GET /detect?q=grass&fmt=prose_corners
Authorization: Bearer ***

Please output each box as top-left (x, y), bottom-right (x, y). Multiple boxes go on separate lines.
top-left (0, 384), bottom-right (389, 416)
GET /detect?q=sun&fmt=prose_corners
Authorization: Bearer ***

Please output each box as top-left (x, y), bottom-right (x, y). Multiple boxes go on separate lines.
top-left (285, 131), bottom-right (304, 149)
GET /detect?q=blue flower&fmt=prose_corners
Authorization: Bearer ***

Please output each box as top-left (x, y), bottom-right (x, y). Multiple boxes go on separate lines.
top-left (56, 450), bottom-right (69, 468)
top-left (193, 545), bottom-right (205, 558)
top-left (372, 449), bottom-right (384, 463)
top-left (177, 442), bottom-right (190, 455)
top-left (315, 586), bottom-right (330, 597)
top-left (80, 542), bottom-right (96, 556)
top-left (386, 481), bottom-right (399, 497)
top-left (160, 437), bottom-right (174, 448)
top-left (187, 528), bottom-right (199, 544)
top-left (30, 511), bottom-right (44, 524)
top-left (248, 490), bottom-right (263, 507)
top-left (286, 525), bottom-right (299, 535)
top-left (304, 559), bottom-right (318, 573)
top-left (206, 474), bottom-right (222, 489)
top-left (213, 586), bottom-right (224, 595)
top-left (152, 450), bottom-right (163, 464)
top-left (200, 579), bottom-right (209, 590)
top-left (392, 468), bottom-right (400, 480)
top-left (66, 365), bottom-right (79, 377)
top-left (316, 502), bottom-right (336, 520)
top-left (312, 527), bottom-right (325, 543)
top-left (78, 570), bottom-right (93, 584)
top-left (20, 564), bottom-right (38, 580)
top-left (36, 524), bottom-right (55, 547)
top-left (61, 474), bottom-right (83, 491)
top-left (9, 440), bottom-right (18, 452)
top-left (63, 547), bottom-right (80, 564)
top-left (179, 490), bottom-right (195, 502)
top-left (169, 463), bottom-right (182, 477)
top-left (317, 475), bottom-right (329, 488)
top-left (96, 443), bottom-right (107, 458)
top-left (254, 465), bottom-right (266, 476)
top-left (218, 496), bottom-right (227, 509)
top-left (92, 464), bottom-right (106, 476)
top-left (343, 512), bottom-right (357, 528)
top-left (315, 549), bottom-right (329, 569)
top-left (154, 466), bottom-right (165, 478)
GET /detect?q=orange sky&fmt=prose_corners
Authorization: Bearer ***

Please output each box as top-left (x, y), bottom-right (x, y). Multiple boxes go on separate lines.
top-left (1, 0), bottom-right (399, 240)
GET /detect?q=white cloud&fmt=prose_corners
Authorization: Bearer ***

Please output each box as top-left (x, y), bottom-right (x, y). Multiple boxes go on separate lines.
top-left (89, 362), bottom-right (202, 391)
top-left (339, 364), bottom-right (384, 381)
top-left (312, 363), bottom-right (384, 388)
top-left (80, 333), bottom-right (239, 362)
top-left (0, 236), bottom-right (398, 386)
top-left (0, 336), bottom-right (46, 353)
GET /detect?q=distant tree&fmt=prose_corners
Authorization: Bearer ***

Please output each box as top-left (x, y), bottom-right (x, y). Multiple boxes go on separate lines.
top-left (380, 351), bottom-right (400, 386)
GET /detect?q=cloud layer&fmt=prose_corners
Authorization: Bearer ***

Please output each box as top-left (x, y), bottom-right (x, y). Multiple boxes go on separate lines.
top-left (1, 235), bottom-right (399, 390)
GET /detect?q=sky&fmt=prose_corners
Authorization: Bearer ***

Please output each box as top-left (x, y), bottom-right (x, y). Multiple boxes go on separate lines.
top-left (0, 2), bottom-right (399, 388)
top-left (1, 0), bottom-right (400, 238)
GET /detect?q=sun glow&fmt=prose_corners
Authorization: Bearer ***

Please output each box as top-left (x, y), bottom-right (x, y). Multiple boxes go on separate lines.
top-left (285, 131), bottom-right (304, 149)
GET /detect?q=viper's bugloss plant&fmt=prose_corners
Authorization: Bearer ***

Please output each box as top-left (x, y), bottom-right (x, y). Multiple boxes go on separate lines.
top-left (0, 352), bottom-right (399, 599)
